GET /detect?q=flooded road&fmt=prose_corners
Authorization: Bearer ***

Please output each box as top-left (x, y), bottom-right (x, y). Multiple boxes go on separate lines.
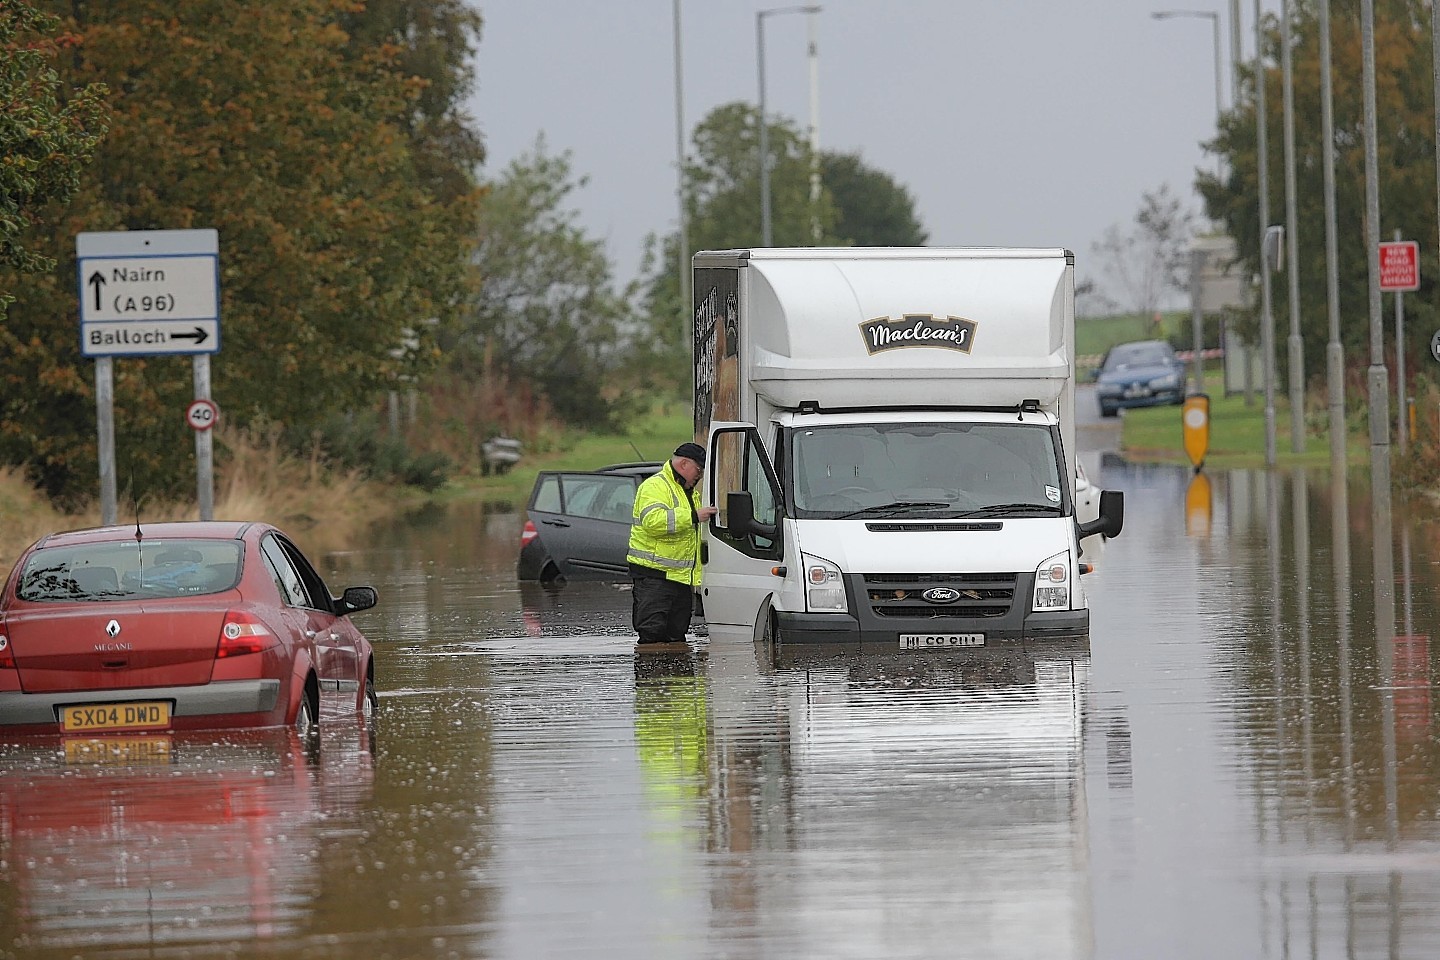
top-left (6, 396), bottom-right (1440, 958)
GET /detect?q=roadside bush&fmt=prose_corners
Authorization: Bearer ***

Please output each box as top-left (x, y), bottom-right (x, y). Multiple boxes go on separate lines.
top-left (297, 411), bottom-right (453, 491)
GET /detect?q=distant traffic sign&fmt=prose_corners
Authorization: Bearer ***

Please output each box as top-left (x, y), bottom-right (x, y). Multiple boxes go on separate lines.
top-left (76, 230), bottom-right (220, 357)
top-left (185, 398), bottom-right (218, 431)
top-left (1379, 240), bottom-right (1420, 292)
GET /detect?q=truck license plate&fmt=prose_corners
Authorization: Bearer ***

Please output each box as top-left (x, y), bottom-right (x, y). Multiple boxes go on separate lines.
top-left (900, 633), bottom-right (985, 649)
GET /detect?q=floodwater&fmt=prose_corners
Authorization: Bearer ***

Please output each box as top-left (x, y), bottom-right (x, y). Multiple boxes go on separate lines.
top-left (6, 397), bottom-right (1440, 959)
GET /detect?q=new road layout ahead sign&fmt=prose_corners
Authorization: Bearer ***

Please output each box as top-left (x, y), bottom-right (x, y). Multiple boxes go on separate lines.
top-left (76, 229), bottom-right (220, 357)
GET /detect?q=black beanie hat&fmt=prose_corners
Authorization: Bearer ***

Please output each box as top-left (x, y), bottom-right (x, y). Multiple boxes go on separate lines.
top-left (673, 442), bottom-right (706, 468)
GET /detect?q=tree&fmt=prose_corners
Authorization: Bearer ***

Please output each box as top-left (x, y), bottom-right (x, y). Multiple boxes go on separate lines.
top-left (821, 151), bottom-right (928, 246)
top-left (0, 0), bottom-right (480, 503)
top-left (1200, 0), bottom-right (1434, 377)
top-left (1089, 184), bottom-right (1195, 328)
top-left (448, 139), bottom-right (639, 430)
top-left (637, 102), bottom-right (926, 387)
top-left (0, 0), bottom-right (109, 314)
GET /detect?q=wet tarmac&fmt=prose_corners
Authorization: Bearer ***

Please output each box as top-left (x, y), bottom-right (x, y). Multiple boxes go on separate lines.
top-left (5, 395), bottom-right (1440, 958)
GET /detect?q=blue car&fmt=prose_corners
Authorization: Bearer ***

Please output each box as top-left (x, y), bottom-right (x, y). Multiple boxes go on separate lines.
top-left (1094, 340), bottom-right (1187, 418)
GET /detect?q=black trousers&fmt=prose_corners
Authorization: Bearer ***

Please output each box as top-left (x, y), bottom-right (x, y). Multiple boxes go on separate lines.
top-left (630, 566), bottom-right (693, 644)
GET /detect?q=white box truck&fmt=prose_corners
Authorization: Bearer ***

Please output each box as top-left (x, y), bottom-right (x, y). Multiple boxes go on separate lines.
top-left (692, 247), bottom-right (1123, 654)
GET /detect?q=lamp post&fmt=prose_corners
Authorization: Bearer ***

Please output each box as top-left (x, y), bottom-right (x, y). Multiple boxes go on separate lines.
top-left (1281, 0), bottom-right (1305, 453)
top-left (1152, 9), bottom-right (1224, 179)
top-left (757, 5), bottom-right (821, 247)
top-left (1319, 0), bottom-right (1346, 481)
top-left (673, 0), bottom-right (690, 343)
top-left (1255, 0), bottom-right (1278, 467)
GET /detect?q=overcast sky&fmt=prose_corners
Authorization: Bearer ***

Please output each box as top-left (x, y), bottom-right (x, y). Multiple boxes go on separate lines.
top-left (469, 1), bottom-right (1243, 307)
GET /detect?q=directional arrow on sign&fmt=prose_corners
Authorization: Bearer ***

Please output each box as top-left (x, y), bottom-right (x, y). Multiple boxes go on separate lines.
top-left (171, 327), bottom-right (209, 345)
top-left (88, 271), bottom-right (106, 311)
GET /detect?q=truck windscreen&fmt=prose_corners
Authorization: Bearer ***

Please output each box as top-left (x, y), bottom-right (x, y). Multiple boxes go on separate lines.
top-left (788, 422), bottom-right (1066, 519)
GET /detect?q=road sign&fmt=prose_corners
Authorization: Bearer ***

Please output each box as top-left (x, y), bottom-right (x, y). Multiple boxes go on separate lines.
top-left (185, 398), bottom-right (218, 431)
top-left (76, 230), bottom-right (220, 357)
top-left (1430, 330), bottom-right (1440, 363)
top-left (1379, 240), bottom-right (1420, 292)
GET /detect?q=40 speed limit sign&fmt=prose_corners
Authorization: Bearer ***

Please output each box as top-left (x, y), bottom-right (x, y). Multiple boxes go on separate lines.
top-left (185, 398), bottom-right (219, 431)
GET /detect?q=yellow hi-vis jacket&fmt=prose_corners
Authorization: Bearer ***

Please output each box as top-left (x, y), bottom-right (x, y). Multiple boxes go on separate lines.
top-left (627, 460), bottom-right (704, 586)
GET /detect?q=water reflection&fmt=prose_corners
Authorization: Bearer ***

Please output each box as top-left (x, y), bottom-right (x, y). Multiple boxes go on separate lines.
top-left (1088, 459), bottom-right (1440, 957)
top-left (0, 720), bottom-right (374, 956)
top-left (12, 464), bottom-right (1440, 956)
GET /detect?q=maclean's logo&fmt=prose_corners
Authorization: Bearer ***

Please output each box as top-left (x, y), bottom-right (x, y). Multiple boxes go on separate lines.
top-left (921, 587), bottom-right (961, 604)
top-left (860, 314), bottom-right (977, 356)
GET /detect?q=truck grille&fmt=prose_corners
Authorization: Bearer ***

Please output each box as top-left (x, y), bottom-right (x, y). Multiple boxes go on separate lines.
top-left (863, 572), bottom-right (1017, 619)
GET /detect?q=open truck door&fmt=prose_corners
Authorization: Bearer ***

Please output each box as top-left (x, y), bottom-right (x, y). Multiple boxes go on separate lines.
top-left (704, 423), bottom-right (784, 633)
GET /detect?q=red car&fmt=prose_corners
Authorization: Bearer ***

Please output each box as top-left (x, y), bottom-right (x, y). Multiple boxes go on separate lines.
top-left (0, 521), bottom-right (378, 741)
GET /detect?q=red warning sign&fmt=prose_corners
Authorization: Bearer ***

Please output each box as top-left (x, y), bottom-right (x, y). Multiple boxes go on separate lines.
top-left (1379, 240), bottom-right (1420, 292)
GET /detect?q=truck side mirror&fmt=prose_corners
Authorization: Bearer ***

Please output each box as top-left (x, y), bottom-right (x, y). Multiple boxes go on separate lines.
top-left (1078, 489), bottom-right (1124, 540)
top-left (727, 491), bottom-right (777, 540)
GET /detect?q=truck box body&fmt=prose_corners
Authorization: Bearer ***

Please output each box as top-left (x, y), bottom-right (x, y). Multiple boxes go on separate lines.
top-left (692, 247), bottom-right (1121, 655)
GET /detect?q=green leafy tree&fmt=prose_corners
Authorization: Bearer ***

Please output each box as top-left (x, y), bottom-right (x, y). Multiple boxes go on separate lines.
top-left (0, 0), bottom-right (480, 503)
top-left (340, 0), bottom-right (485, 202)
top-left (821, 151), bottom-right (927, 246)
top-left (0, 0), bottom-right (109, 313)
top-left (1201, 0), bottom-right (1434, 380)
top-left (637, 102), bottom-right (925, 387)
top-left (448, 139), bottom-right (639, 429)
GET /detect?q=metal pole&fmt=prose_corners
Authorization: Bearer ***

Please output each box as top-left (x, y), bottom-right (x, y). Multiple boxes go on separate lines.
top-left (1395, 231), bottom-right (1408, 452)
top-left (674, 0), bottom-right (691, 334)
top-left (193, 354), bottom-right (214, 521)
top-left (1230, 0), bottom-right (1242, 109)
top-left (96, 357), bottom-right (116, 526)
top-left (1211, 12), bottom-right (1224, 181)
top-left (1319, 0), bottom-right (1346, 483)
top-left (1191, 247), bottom-right (1205, 393)
top-left (1282, 0), bottom-right (1305, 453)
top-left (1361, 0), bottom-right (1391, 469)
top-left (807, 10), bottom-right (821, 244)
top-left (1256, 0), bottom-right (1277, 467)
top-left (757, 11), bottom-right (771, 247)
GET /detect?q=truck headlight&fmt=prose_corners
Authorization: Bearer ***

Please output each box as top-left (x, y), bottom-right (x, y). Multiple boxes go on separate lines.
top-left (1032, 551), bottom-right (1071, 610)
top-left (803, 554), bottom-right (847, 612)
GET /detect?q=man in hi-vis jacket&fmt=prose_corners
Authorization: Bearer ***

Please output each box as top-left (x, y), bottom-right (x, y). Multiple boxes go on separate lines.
top-left (627, 442), bottom-right (717, 645)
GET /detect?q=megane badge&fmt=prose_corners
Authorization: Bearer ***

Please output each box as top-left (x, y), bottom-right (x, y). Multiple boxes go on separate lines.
top-left (921, 588), bottom-right (960, 604)
top-left (105, 619), bottom-right (121, 638)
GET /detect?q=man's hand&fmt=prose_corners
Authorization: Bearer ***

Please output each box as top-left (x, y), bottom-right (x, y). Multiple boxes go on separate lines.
top-left (698, 506), bottom-right (719, 523)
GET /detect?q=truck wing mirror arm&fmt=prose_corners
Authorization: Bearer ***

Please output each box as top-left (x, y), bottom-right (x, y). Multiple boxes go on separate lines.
top-left (726, 491), bottom-right (778, 540)
top-left (1078, 489), bottom-right (1124, 540)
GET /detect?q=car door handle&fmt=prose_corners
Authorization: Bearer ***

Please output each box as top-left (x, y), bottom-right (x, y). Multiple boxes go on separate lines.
top-left (305, 629), bottom-right (331, 641)
top-left (541, 519), bottom-right (571, 527)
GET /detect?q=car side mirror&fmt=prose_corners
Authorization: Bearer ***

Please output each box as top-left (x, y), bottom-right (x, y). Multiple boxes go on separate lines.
top-left (727, 491), bottom-right (777, 540)
top-left (1078, 490), bottom-right (1124, 540)
top-left (337, 585), bottom-right (378, 615)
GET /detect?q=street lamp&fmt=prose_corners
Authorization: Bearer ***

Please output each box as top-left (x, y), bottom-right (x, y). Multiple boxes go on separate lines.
top-left (757, 5), bottom-right (821, 247)
top-left (1151, 9), bottom-right (1224, 180)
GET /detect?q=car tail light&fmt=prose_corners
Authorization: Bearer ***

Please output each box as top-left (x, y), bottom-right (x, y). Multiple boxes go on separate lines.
top-left (217, 611), bottom-right (277, 658)
top-left (521, 520), bottom-right (539, 548)
top-left (0, 626), bottom-right (12, 670)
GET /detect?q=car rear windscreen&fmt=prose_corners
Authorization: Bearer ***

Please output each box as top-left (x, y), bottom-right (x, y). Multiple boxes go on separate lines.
top-left (16, 539), bottom-right (244, 601)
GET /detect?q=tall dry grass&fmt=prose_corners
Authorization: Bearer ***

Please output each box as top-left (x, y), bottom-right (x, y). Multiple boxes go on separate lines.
top-left (0, 424), bottom-right (411, 575)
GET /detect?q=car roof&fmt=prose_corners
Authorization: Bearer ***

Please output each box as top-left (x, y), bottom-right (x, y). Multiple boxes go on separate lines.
top-left (33, 521), bottom-right (259, 549)
top-left (597, 461), bottom-right (662, 476)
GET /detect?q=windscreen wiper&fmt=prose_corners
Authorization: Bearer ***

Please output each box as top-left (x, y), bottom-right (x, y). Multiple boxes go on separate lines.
top-left (831, 500), bottom-right (952, 520)
top-left (956, 502), bottom-right (1063, 518)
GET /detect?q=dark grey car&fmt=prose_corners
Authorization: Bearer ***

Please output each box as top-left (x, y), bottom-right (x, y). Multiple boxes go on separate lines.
top-left (517, 463), bottom-right (660, 583)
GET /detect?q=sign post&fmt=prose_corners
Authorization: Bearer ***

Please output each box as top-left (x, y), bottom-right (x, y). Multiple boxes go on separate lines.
top-left (77, 230), bottom-right (221, 523)
top-left (1379, 237), bottom-right (1420, 451)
